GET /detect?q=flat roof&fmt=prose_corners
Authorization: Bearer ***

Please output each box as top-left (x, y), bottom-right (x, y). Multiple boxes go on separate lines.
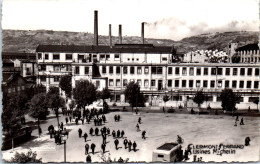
top-left (157, 143), bottom-right (178, 151)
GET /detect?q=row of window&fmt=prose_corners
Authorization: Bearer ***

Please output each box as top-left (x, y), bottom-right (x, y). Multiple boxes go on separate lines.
top-left (7, 86), bottom-right (25, 93)
top-left (167, 80), bottom-right (259, 89)
top-left (39, 65), bottom-right (72, 72)
top-left (40, 76), bottom-right (60, 82)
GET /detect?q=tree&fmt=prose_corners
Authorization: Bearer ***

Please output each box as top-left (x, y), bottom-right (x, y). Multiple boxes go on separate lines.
top-left (99, 87), bottom-right (111, 101)
top-left (59, 75), bottom-right (72, 98)
top-left (8, 149), bottom-right (42, 163)
top-left (193, 89), bottom-right (205, 110)
top-left (29, 93), bottom-right (48, 137)
top-left (73, 80), bottom-right (97, 109)
top-left (124, 81), bottom-right (145, 111)
top-left (220, 88), bottom-right (240, 111)
top-left (163, 95), bottom-right (169, 107)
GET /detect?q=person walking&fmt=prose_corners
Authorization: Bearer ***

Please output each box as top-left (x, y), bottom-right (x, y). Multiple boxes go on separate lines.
top-left (75, 118), bottom-right (78, 125)
top-left (65, 117), bottom-right (68, 124)
top-left (123, 139), bottom-right (128, 149)
top-left (118, 115), bottom-right (121, 121)
top-left (142, 131), bottom-right (146, 139)
top-left (133, 141), bottom-right (137, 152)
top-left (84, 132), bottom-right (88, 142)
top-left (86, 155), bottom-right (91, 163)
top-left (117, 130), bottom-right (121, 138)
top-left (121, 130), bottom-right (125, 138)
top-left (69, 116), bottom-right (72, 122)
top-left (112, 130), bottom-right (116, 138)
top-left (89, 127), bottom-right (94, 136)
top-left (91, 143), bottom-right (96, 154)
top-left (78, 128), bottom-right (83, 138)
top-left (128, 140), bottom-right (132, 152)
top-left (101, 143), bottom-right (106, 153)
top-left (60, 122), bottom-right (64, 131)
top-left (95, 127), bottom-right (99, 136)
top-left (107, 128), bottom-right (110, 135)
top-left (114, 115), bottom-right (117, 122)
top-left (114, 139), bottom-right (119, 150)
top-left (136, 124), bottom-right (140, 131)
top-left (102, 134), bottom-right (107, 144)
top-left (138, 117), bottom-right (142, 124)
top-left (82, 118), bottom-right (84, 125)
top-left (240, 118), bottom-right (245, 125)
top-left (85, 143), bottom-right (89, 154)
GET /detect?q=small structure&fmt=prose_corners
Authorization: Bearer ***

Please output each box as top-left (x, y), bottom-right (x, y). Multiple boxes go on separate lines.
top-left (152, 142), bottom-right (183, 162)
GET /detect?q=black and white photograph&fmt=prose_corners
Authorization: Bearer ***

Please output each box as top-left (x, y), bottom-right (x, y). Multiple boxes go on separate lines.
top-left (1, 0), bottom-right (259, 162)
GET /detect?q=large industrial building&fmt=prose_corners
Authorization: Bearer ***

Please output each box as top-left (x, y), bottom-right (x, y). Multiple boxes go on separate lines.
top-left (35, 10), bottom-right (260, 110)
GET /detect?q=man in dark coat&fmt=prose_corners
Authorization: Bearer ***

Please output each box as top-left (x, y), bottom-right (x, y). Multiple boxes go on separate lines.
top-left (142, 131), bottom-right (146, 139)
top-left (78, 128), bottom-right (82, 138)
top-left (85, 143), bottom-right (89, 154)
top-left (69, 116), bottom-right (72, 122)
top-left (65, 117), bottom-right (68, 124)
top-left (101, 143), bottom-right (106, 153)
top-left (138, 117), bottom-right (142, 124)
top-left (118, 115), bottom-right (121, 121)
top-left (102, 134), bottom-right (107, 144)
top-left (82, 118), bottom-right (84, 125)
top-left (123, 139), bottom-right (128, 149)
top-left (133, 141), bottom-right (137, 152)
top-left (107, 128), bottom-right (110, 135)
top-left (89, 127), bottom-right (94, 136)
top-left (95, 127), bottom-right (99, 136)
top-left (117, 130), bottom-right (121, 138)
top-left (60, 122), bottom-right (64, 131)
top-left (75, 118), bottom-right (78, 125)
top-left (112, 130), bottom-right (116, 138)
top-left (86, 155), bottom-right (91, 163)
top-left (102, 114), bottom-right (106, 123)
top-left (84, 132), bottom-right (88, 142)
top-left (128, 140), bottom-right (132, 152)
top-left (91, 143), bottom-right (96, 154)
top-left (121, 130), bottom-right (125, 138)
top-left (114, 139), bottom-right (119, 150)
top-left (114, 115), bottom-right (117, 122)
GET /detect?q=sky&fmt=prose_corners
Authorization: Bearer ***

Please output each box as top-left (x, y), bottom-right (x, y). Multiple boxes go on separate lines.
top-left (2, 0), bottom-right (259, 40)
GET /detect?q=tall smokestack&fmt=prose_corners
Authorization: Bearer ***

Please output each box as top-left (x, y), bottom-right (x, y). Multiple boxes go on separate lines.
top-left (94, 10), bottom-right (98, 46)
top-left (109, 24), bottom-right (112, 47)
top-left (141, 22), bottom-right (145, 44)
top-left (119, 24), bottom-right (122, 44)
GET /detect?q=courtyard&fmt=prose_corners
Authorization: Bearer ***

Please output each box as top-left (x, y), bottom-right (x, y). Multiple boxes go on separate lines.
top-left (2, 111), bottom-right (260, 162)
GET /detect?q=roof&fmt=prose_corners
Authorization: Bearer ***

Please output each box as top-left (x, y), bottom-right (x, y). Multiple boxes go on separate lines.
top-left (36, 44), bottom-right (173, 54)
top-left (157, 143), bottom-right (178, 151)
top-left (2, 52), bottom-right (36, 60)
top-left (236, 43), bottom-right (259, 51)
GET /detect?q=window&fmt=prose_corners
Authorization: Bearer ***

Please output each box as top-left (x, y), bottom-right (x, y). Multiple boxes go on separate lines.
top-left (182, 80), bottom-right (186, 87)
top-left (123, 67), bottom-right (128, 74)
top-left (168, 67), bottom-right (172, 75)
top-left (116, 79), bottom-right (121, 86)
top-left (225, 81), bottom-right (229, 88)
top-left (137, 67), bottom-right (142, 74)
top-left (151, 80), bottom-right (156, 87)
top-left (158, 154), bottom-right (164, 158)
top-left (116, 66), bottom-right (120, 74)
top-left (217, 81), bottom-right (222, 87)
top-left (132, 58), bottom-right (134, 61)
top-left (240, 68), bottom-right (245, 76)
top-left (175, 80), bottom-right (179, 87)
top-left (130, 66), bottom-right (135, 74)
top-left (217, 68), bottom-right (222, 75)
top-left (136, 58), bottom-right (139, 61)
top-left (45, 54), bottom-right (49, 60)
top-left (203, 80), bottom-right (208, 88)
top-left (123, 79), bottom-right (127, 86)
top-left (157, 67), bottom-right (163, 74)
top-left (210, 81), bottom-right (215, 88)
top-left (247, 81), bottom-right (251, 88)
top-left (115, 54), bottom-right (120, 60)
top-left (137, 79), bottom-right (141, 86)
top-left (233, 68), bottom-right (237, 75)
top-left (239, 81), bottom-right (244, 88)
top-left (85, 67), bottom-right (89, 74)
top-left (162, 57), bottom-right (167, 61)
top-left (175, 67), bottom-right (180, 75)
top-left (226, 68), bottom-right (230, 75)
top-left (204, 68), bottom-right (208, 75)
top-left (182, 67), bottom-right (187, 75)
top-left (100, 54), bottom-right (105, 60)
top-left (38, 53), bottom-right (42, 59)
top-left (152, 67), bottom-right (157, 74)
top-left (144, 67), bottom-right (149, 74)
top-left (189, 80), bottom-right (193, 88)
top-left (102, 66), bottom-right (106, 74)
top-left (254, 81), bottom-right (259, 89)
top-left (232, 81), bottom-right (237, 88)
top-left (96, 81), bottom-right (100, 88)
top-left (255, 68), bottom-right (259, 76)
top-left (54, 65), bottom-right (60, 71)
top-left (196, 80), bottom-right (201, 87)
top-left (66, 54), bottom-right (72, 60)
top-left (211, 68), bottom-right (216, 75)
top-left (54, 76), bottom-right (60, 82)
top-left (144, 80), bottom-right (149, 87)
top-left (40, 76), bottom-right (46, 82)
top-left (109, 66), bottom-right (113, 74)
top-left (78, 54), bottom-right (85, 60)
top-left (127, 58), bottom-right (130, 61)
top-left (109, 79), bottom-right (114, 86)
top-left (75, 66), bottom-right (79, 74)
top-left (168, 80), bottom-right (172, 87)
top-left (106, 54), bottom-right (110, 60)
top-left (189, 67), bottom-right (194, 75)
top-left (53, 54), bottom-right (60, 60)
top-left (116, 95), bottom-right (120, 102)
top-left (248, 68), bottom-right (252, 76)
top-left (196, 68), bottom-right (201, 75)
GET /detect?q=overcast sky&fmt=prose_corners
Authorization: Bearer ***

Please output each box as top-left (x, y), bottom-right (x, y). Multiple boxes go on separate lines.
top-left (2, 0), bottom-right (259, 40)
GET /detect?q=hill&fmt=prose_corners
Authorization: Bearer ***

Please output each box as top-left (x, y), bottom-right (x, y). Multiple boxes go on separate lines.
top-left (2, 30), bottom-right (258, 53)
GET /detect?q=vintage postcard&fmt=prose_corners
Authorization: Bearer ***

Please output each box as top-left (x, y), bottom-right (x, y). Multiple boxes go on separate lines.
top-left (1, 0), bottom-right (259, 163)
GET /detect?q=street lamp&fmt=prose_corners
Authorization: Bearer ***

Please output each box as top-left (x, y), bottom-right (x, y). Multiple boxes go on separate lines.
top-left (61, 130), bottom-right (69, 162)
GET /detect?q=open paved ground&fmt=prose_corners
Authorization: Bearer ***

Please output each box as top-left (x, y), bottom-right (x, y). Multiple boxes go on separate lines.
top-left (2, 112), bottom-right (260, 162)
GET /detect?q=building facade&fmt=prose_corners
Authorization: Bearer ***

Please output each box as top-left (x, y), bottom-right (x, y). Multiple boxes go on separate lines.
top-left (36, 43), bottom-right (260, 110)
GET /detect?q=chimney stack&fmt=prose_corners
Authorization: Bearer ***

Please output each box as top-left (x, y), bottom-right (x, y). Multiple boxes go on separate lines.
top-left (119, 24), bottom-right (122, 44)
top-left (109, 24), bottom-right (112, 47)
top-left (141, 22), bottom-right (145, 44)
top-left (94, 10), bottom-right (98, 46)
